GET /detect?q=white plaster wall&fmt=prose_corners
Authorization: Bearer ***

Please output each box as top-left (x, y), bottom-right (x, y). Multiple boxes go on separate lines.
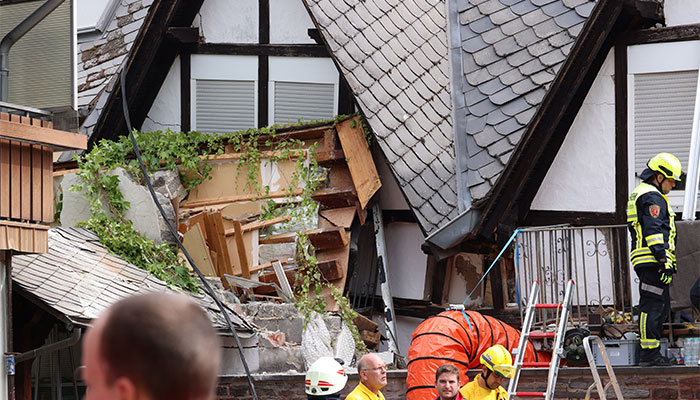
top-left (269, 0), bottom-right (316, 44)
top-left (142, 56), bottom-right (181, 133)
top-left (531, 48), bottom-right (616, 212)
top-left (385, 222), bottom-right (428, 300)
top-left (372, 314), bottom-right (423, 357)
top-left (194, 0), bottom-right (258, 43)
top-left (664, 0), bottom-right (700, 27)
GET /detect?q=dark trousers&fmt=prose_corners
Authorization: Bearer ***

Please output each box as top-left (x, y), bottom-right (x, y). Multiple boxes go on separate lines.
top-left (691, 276), bottom-right (700, 311)
top-left (636, 267), bottom-right (670, 360)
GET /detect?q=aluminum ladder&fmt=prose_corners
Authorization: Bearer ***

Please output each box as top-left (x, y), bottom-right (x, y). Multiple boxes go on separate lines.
top-left (507, 279), bottom-right (575, 399)
top-left (582, 335), bottom-right (624, 400)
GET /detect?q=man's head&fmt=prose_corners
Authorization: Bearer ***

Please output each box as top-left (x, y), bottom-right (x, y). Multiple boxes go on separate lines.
top-left (357, 354), bottom-right (387, 393)
top-left (434, 364), bottom-right (460, 400)
top-left (82, 293), bottom-right (221, 400)
top-left (643, 152), bottom-right (683, 195)
top-left (478, 345), bottom-right (515, 391)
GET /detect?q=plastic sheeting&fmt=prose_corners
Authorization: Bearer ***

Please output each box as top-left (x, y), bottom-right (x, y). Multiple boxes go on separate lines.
top-left (406, 310), bottom-right (551, 400)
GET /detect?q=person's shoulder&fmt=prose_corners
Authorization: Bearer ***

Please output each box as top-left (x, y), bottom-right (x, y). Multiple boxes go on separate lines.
top-left (638, 190), bottom-right (666, 205)
top-left (344, 384), bottom-right (366, 400)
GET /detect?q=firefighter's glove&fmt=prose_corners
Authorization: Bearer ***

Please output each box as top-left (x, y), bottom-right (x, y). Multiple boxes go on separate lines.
top-left (660, 271), bottom-right (673, 285)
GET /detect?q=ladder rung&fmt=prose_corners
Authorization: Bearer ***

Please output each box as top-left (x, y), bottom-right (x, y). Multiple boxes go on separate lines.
top-left (528, 332), bottom-right (555, 338)
top-left (522, 362), bottom-right (550, 368)
top-left (515, 392), bottom-right (546, 397)
top-left (535, 303), bottom-right (561, 309)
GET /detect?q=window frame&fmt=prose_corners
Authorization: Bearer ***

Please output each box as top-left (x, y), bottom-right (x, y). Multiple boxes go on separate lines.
top-left (627, 40), bottom-right (700, 211)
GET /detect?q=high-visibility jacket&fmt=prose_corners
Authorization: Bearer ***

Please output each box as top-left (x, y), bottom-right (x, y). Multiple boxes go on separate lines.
top-left (626, 182), bottom-right (676, 269)
top-left (458, 374), bottom-right (509, 400)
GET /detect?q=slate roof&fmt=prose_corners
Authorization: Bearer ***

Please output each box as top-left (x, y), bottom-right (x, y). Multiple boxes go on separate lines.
top-left (303, 0), bottom-right (459, 234)
top-left (77, 0), bottom-right (153, 138)
top-left (453, 0), bottom-right (595, 202)
top-left (12, 227), bottom-right (252, 331)
top-left (304, 0), bottom-right (595, 234)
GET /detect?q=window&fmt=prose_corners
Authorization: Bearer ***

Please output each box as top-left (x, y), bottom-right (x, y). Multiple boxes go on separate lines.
top-left (191, 55), bottom-right (257, 134)
top-left (628, 40), bottom-right (700, 211)
top-left (269, 57), bottom-right (338, 124)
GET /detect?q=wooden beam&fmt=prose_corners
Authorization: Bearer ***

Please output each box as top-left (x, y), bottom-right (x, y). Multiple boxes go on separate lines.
top-left (620, 23), bottom-right (700, 44)
top-left (316, 259), bottom-right (343, 282)
top-left (335, 117), bottom-right (381, 209)
top-left (259, 227), bottom-right (349, 250)
top-left (523, 210), bottom-right (618, 226)
top-left (0, 118), bottom-right (86, 150)
top-left (203, 212), bottom-right (234, 288)
top-left (180, 188), bottom-right (303, 208)
top-left (224, 215), bottom-right (291, 236)
top-left (194, 43), bottom-right (329, 57)
top-left (180, 51), bottom-right (191, 132)
top-left (614, 43), bottom-right (628, 224)
top-left (166, 27), bottom-right (200, 43)
top-left (476, 0), bottom-right (624, 238)
top-left (233, 220), bottom-right (251, 279)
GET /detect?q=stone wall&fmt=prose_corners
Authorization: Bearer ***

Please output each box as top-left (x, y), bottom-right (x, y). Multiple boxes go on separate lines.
top-left (217, 366), bottom-right (700, 399)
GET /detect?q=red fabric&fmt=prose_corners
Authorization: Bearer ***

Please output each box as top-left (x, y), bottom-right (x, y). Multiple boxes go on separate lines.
top-left (406, 311), bottom-right (551, 400)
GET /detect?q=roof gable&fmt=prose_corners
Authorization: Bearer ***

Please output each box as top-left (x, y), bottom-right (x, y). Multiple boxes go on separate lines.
top-left (303, 0), bottom-right (458, 234)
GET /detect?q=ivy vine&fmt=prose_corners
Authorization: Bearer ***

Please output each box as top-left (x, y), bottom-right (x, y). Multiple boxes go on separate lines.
top-left (70, 114), bottom-right (369, 353)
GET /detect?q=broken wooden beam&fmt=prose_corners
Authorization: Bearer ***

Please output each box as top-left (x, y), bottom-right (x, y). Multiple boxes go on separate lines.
top-left (180, 188), bottom-right (304, 208)
top-left (311, 187), bottom-right (357, 208)
top-left (259, 227), bottom-right (348, 250)
top-left (203, 212), bottom-right (234, 289)
top-left (223, 215), bottom-right (291, 237)
top-left (361, 329), bottom-right (381, 350)
top-left (316, 259), bottom-right (343, 282)
top-left (353, 313), bottom-right (379, 332)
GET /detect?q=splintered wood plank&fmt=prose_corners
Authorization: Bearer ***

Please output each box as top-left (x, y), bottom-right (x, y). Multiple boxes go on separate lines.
top-left (354, 312), bottom-right (379, 332)
top-left (31, 145), bottom-right (42, 221)
top-left (250, 258), bottom-right (293, 274)
top-left (272, 260), bottom-right (293, 298)
top-left (10, 141), bottom-right (21, 219)
top-left (224, 215), bottom-right (291, 236)
top-left (259, 227), bottom-right (348, 250)
top-left (203, 212), bottom-right (234, 288)
top-left (316, 259), bottom-right (343, 282)
top-left (257, 268), bottom-right (297, 295)
top-left (178, 212), bottom-right (207, 235)
top-left (311, 186), bottom-right (357, 209)
top-left (182, 223), bottom-right (217, 276)
top-left (335, 117), bottom-right (381, 209)
top-left (0, 140), bottom-right (9, 217)
top-left (317, 243), bottom-right (351, 313)
top-left (319, 207), bottom-right (356, 229)
top-left (361, 330), bottom-right (381, 350)
top-left (232, 221), bottom-right (251, 279)
top-left (41, 146), bottom-right (53, 222)
top-left (314, 128), bottom-right (345, 165)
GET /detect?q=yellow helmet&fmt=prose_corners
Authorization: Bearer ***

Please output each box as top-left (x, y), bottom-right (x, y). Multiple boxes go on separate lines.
top-left (480, 345), bottom-right (515, 379)
top-left (647, 153), bottom-right (682, 181)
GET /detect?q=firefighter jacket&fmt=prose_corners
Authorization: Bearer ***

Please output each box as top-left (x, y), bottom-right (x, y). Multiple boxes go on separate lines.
top-left (626, 182), bottom-right (676, 270)
top-left (458, 374), bottom-right (508, 400)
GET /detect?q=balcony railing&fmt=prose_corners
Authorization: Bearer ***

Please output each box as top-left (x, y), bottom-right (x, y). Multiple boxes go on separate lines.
top-left (514, 225), bottom-right (632, 328)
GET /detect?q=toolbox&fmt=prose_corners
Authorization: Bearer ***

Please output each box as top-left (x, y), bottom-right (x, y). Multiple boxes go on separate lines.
top-left (590, 338), bottom-right (668, 366)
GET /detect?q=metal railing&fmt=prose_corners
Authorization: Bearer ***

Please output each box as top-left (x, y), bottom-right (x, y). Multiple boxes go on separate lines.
top-left (514, 225), bottom-right (632, 328)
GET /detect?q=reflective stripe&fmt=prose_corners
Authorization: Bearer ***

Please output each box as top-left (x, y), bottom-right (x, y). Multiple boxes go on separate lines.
top-left (631, 248), bottom-right (653, 257)
top-left (645, 234), bottom-right (664, 246)
top-left (641, 339), bottom-right (660, 349)
top-left (641, 283), bottom-right (664, 296)
top-left (640, 312), bottom-right (647, 345)
top-left (632, 256), bottom-right (658, 266)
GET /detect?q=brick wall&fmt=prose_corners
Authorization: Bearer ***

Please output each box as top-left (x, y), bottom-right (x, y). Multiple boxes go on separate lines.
top-left (217, 366), bottom-right (700, 399)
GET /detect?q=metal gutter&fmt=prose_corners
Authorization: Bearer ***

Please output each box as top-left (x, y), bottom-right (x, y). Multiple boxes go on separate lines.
top-left (424, 207), bottom-right (482, 251)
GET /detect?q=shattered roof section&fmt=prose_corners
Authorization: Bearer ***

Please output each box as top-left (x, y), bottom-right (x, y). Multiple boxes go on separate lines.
top-left (77, 0), bottom-right (153, 138)
top-left (304, 0), bottom-right (458, 234)
top-left (12, 227), bottom-right (251, 331)
top-left (455, 0), bottom-right (595, 201)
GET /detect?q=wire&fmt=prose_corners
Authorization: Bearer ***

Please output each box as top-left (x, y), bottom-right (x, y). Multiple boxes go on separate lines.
top-left (118, 67), bottom-right (258, 399)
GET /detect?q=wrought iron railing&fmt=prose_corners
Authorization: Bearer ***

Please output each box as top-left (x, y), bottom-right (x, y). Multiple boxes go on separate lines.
top-left (514, 225), bottom-right (632, 328)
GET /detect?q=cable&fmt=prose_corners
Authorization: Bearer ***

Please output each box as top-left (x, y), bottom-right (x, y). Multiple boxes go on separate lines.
top-left (118, 67), bottom-right (258, 399)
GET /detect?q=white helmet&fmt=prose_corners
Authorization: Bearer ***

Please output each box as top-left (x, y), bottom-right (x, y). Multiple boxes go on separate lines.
top-left (305, 357), bottom-right (348, 396)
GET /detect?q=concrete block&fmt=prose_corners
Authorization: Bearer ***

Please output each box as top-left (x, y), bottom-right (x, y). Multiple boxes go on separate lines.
top-left (149, 170), bottom-right (187, 202)
top-left (258, 346), bottom-right (305, 372)
top-left (260, 331), bottom-right (287, 348)
top-left (253, 317), bottom-right (304, 344)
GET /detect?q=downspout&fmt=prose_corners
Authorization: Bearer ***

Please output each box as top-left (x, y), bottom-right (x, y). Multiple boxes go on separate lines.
top-left (682, 64), bottom-right (700, 220)
top-left (0, 0), bottom-right (66, 102)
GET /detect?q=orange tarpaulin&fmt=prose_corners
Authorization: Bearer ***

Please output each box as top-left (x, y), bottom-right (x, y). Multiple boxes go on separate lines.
top-left (406, 310), bottom-right (551, 400)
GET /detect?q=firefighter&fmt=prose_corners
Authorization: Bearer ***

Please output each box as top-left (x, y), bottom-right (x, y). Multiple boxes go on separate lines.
top-left (627, 152), bottom-right (682, 366)
top-left (304, 357), bottom-right (348, 400)
top-left (458, 345), bottom-right (514, 399)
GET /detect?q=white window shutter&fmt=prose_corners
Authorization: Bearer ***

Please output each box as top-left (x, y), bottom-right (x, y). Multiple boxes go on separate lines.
top-left (633, 70), bottom-right (698, 174)
top-left (194, 79), bottom-right (256, 133)
top-left (273, 81), bottom-right (335, 125)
